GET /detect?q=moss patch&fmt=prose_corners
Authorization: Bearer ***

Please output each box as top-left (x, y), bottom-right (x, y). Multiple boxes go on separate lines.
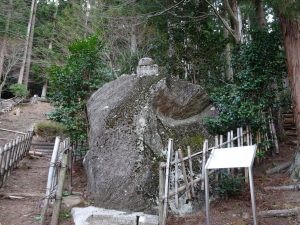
top-left (106, 75), bottom-right (163, 129)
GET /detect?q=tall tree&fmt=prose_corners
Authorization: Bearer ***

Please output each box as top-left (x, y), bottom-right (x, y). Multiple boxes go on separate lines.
top-left (277, 3), bottom-right (300, 179)
top-left (0, 0), bottom-right (13, 86)
top-left (18, 0), bottom-right (37, 86)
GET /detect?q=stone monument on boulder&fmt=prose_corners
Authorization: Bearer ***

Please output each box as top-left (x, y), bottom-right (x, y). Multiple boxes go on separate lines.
top-left (84, 58), bottom-right (212, 213)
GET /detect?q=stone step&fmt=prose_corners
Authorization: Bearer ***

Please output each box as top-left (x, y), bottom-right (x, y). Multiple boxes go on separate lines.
top-left (72, 206), bottom-right (158, 225)
top-left (31, 142), bottom-right (55, 157)
top-left (32, 142), bottom-right (55, 149)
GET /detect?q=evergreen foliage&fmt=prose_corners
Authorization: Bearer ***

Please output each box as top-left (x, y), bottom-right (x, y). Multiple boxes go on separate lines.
top-left (48, 35), bottom-right (112, 141)
top-left (204, 26), bottom-right (287, 134)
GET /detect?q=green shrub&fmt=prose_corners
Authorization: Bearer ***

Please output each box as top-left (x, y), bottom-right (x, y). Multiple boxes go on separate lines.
top-left (9, 84), bottom-right (29, 98)
top-left (34, 120), bottom-right (67, 139)
top-left (216, 172), bottom-right (245, 199)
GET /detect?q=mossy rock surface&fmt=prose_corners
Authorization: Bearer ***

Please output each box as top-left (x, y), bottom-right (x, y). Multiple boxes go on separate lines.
top-left (85, 74), bottom-right (212, 212)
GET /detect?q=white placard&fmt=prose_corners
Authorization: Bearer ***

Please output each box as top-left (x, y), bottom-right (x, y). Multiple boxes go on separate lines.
top-left (205, 145), bottom-right (256, 169)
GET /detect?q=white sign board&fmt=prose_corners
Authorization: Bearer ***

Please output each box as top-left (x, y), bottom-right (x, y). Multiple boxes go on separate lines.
top-left (204, 145), bottom-right (257, 225)
top-left (205, 145), bottom-right (256, 169)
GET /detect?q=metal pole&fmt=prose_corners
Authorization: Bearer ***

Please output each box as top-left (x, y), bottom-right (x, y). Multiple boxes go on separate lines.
top-left (249, 167), bottom-right (257, 225)
top-left (205, 168), bottom-right (210, 225)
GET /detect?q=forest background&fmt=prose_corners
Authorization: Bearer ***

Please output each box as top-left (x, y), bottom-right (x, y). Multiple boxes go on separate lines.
top-left (0, 0), bottom-right (300, 175)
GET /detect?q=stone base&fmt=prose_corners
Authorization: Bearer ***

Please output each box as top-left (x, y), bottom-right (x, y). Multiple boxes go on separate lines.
top-left (72, 206), bottom-right (158, 225)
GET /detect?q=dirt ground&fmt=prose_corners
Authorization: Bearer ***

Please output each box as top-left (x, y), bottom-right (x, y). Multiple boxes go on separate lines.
top-left (0, 102), bottom-right (300, 225)
top-left (0, 102), bottom-right (53, 146)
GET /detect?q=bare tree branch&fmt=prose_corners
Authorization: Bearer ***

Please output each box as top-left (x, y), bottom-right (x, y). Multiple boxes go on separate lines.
top-left (205, 0), bottom-right (239, 42)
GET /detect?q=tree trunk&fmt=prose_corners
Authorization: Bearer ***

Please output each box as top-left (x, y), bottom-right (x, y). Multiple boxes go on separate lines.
top-left (84, 0), bottom-right (90, 38)
top-left (23, 0), bottom-right (37, 89)
top-left (254, 0), bottom-right (266, 29)
top-left (41, 81), bottom-right (47, 99)
top-left (225, 0), bottom-right (243, 43)
top-left (279, 16), bottom-right (300, 180)
top-left (0, 0), bottom-right (13, 90)
top-left (18, 0), bottom-right (36, 85)
top-left (130, 25), bottom-right (137, 54)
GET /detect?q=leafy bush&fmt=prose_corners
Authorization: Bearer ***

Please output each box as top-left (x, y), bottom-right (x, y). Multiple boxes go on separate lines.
top-left (204, 27), bottom-right (287, 134)
top-left (34, 120), bottom-right (67, 139)
top-left (216, 173), bottom-right (245, 199)
top-left (9, 84), bottom-right (29, 98)
top-left (48, 35), bottom-right (112, 142)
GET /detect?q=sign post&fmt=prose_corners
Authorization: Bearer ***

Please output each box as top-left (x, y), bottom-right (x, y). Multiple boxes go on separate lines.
top-left (204, 145), bottom-right (257, 225)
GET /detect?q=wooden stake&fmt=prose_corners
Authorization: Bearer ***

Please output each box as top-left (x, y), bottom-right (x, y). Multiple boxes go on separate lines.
top-left (201, 140), bottom-right (208, 190)
top-left (230, 130), bottom-right (234, 147)
top-left (227, 132), bottom-right (230, 148)
top-left (215, 136), bottom-right (219, 148)
top-left (187, 146), bottom-right (195, 197)
top-left (270, 121), bottom-right (279, 154)
top-left (0, 128), bottom-right (26, 135)
top-left (178, 149), bottom-right (191, 200)
top-left (174, 151), bottom-right (179, 208)
top-left (40, 136), bottom-right (60, 225)
top-left (219, 135), bottom-right (223, 148)
top-left (246, 126), bottom-right (250, 145)
top-left (240, 127), bottom-right (244, 146)
top-left (162, 139), bottom-right (173, 225)
top-left (159, 163), bottom-right (166, 225)
top-left (50, 153), bottom-right (68, 225)
top-left (237, 128), bottom-right (241, 147)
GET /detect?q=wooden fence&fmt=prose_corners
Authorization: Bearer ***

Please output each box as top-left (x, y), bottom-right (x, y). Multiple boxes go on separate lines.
top-left (0, 132), bottom-right (33, 187)
top-left (158, 126), bottom-right (278, 225)
top-left (40, 136), bottom-right (71, 225)
top-left (0, 97), bottom-right (23, 113)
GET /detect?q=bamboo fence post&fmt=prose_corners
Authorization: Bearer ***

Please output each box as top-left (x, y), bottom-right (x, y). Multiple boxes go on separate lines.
top-left (0, 145), bottom-right (7, 179)
top-left (237, 128), bottom-right (241, 147)
top-left (9, 140), bottom-right (16, 169)
top-left (50, 152), bottom-right (68, 225)
top-left (162, 139), bottom-right (173, 225)
top-left (12, 138), bottom-right (20, 168)
top-left (244, 127), bottom-right (251, 183)
top-left (67, 140), bottom-right (73, 193)
top-left (219, 135), bottom-right (223, 148)
top-left (24, 133), bottom-right (30, 156)
top-left (3, 141), bottom-right (12, 183)
top-left (20, 135), bottom-right (27, 158)
top-left (215, 136), bottom-right (219, 148)
top-left (13, 139), bottom-right (19, 166)
top-left (214, 135), bottom-right (220, 180)
top-left (230, 130), bottom-right (234, 147)
top-left (246, 126), bottom-right (250, 146)
top-left (201, 140), bottom-right (208, 190)
top-left (0, 147), bottom-right (4, 186)
top-left (269, 121), bottom-right (279, 154)
top-left (40, 136), bottom-right (60, 225)
top-left (17, 136), bottom-right (24, 160)
top-left (240, 127), bottom-right (244, 146)
top-left (174, 151), bottom-right (179, 208)
top-left (178, 149), bottom-right (191, 200)
top-left (159, 163), bottom-right (166, 225)
top-left (187, 146), bottom-right (195, 198)
top-left (264, 132), bottom-right (269, 152)
top-left (227, 132), bottom-right (230, 148)
top-left (250, 128), bottom-right (253, 145)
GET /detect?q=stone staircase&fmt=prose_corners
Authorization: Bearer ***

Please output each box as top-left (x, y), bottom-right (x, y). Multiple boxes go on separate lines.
top-left (282, 112), bottom-right (297, 140)
top-left (31, 141), bottom-right (55, 157)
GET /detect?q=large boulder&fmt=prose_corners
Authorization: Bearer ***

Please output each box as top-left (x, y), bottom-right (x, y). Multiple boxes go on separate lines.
top-left (84, 71), bottom-right (212, 213)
